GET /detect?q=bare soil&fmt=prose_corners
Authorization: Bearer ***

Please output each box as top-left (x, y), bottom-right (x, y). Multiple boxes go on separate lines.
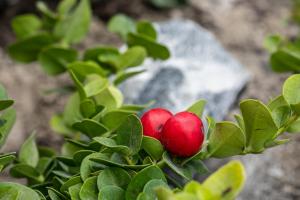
top-left (1, 0), bottom-right (300, 199)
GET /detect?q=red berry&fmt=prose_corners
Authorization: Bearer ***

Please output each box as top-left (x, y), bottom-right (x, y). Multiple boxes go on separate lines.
top-left (161, 112), bottom-right (204, 157)
top-left (141, 108), bottom-right (173, 140)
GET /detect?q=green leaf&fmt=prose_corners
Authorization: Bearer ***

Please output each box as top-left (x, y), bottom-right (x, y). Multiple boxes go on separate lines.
top-left (136, 21), bottom-right (157, 40)
top-left (97, 167), bottom-right (131, 190)
top-left (116, 115), bottom-right (143, 155)
top-left (36, 1), bottom-right (57, 20)
top-left (114, 70), bottom-right (146, 86)
top-left (90, 155), bottom-right (150, 170)
top-left (54, 0), bottom-right (91, 44)
top-left (50, 114), bottom-right (73, 136)
top-left (80, 99), bottom-right (96, 118)
top-left (10, 163), bottom-right (44, 182)
top-left (287, 118), bottom-right (300, 133)
top-left (68, 61), bottom-right (106, 81)
top-left (127, 33), bottom-right (170, 60)
top-left (202, 161), bottom-right (246, 200)
top-left (98, 185), bottom-right (125, 200)
top-left (94, 86), bottom-right (123, 112)
top-left (38, 46), bottom-right (78, 75)
top-left (183, 181), bottom-right (213, 200)
top-left (12, 14), bottom-right (42, 40)
top-left (143, 179), bottom-right (168, 200)
top-left (142, 136), bottom-right (164, 160)
top-left (162, 152), bottom-right (191, 180)
top-left (207, 122), bottom-right (245, 158)
top-left (69, 183), bottom-right (82, 200)
top-left (117, 47), bottom-right (147, 69)
top-left (69, 70), bottom-right (87, 100)
top-left (0, 153), bottom-right (16, 172)
top-left (63, 93), bottom-right (83, 127)
top-left (108, 14), bottom-right (135, 40)
top-left (101, 110), bottom-right (134, 130)
top-left (0, 108), bottom-right (16, 148)
top-left (186, 99), bottom-right (206, 118)
top-left (19, 133), bottom-right (39, 167)
top-left (270, 45), bottom-right (300, 72)
top-left (283, 74), bottom-right (300, 115)
top-left (0, 182), bottom-right (40, 200)
top-left (120, 102), bottom-right (154, 112)
top-left (73, 119), bottom-right (108, 138)
top-left (264, 35), bottom-right (282, 53)
top-left (125, 165), bottom-right (166, 200)
top-left (240, 99), bottom-right (278, 153)
top-left (80, 152), bottom-right (108, 181)
top-left (83, 46), bottom-right (119, 65)
top-left (84, 75), bottom-right (109, 97)
top-left (58, 0), bottom-right (76, 15)
top-left (73, 150), bottom-right (95, 164)
top-left (80, 176), bottom-right (98, 200)
top-left (8, 33), bottom-right (55, 63)
top-left (93, 137), bottom-right (131, 155)
top-left (0, 100), bottom-right (14, 111)
top-left (60, 176), bottom-right (82, 192)
top-left (48, 188), bottom-right (68, 200)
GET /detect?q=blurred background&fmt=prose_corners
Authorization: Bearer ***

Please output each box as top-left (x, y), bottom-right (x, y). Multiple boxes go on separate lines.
top-left (0, 0), bottom-right (300, 199)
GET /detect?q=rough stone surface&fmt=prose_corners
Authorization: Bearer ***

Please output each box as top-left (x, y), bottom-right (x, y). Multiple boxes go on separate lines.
top-left (121, 19), bottom-right (250, 120)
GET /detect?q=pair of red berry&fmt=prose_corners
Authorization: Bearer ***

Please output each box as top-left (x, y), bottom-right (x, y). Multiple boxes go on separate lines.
top-left (141, 108), bottom-right (205, 157)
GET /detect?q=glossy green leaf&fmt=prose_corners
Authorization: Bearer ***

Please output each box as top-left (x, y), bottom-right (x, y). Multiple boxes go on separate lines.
top-left (137, 21), bottom-right (157, 40)
top-left (207, 122), bottom-right (245, 158)
top-left (60, 176), bottom-right (82, 192)
top-left (94, 85), bottom-right (123, 112)
top-left (202, 161), bottom-right (246, 200)
top-left (93, 137), bottom-right (130, 155)
top-left (186, 99), bottom-right (206, 118)
top-left (0, 182), bottom-right (40, 200)
top-left (63, 93), bottom-right (83, 127)
top-left (162, 152), bottom-right (191, 180)
top-left (101, 110), bottom-right (134, 130)
top-left (127, 33), bottom-right (170, 60)
top-left (12, 14), bottom-right (42, 40)
top-left (0, 99), bottom-right (14, 111)
top-left (287, 118), bottom-right (300, 133)
top-left (8, 33), bottom-right (55, 63)
top-left (183, 181), bottom-right (213, 200)
top-left (80, 176), bottom-right (98, 200)
top-left (68, 61), bottom-right (106, 81)
top-left (116, 115), bottom-right (143, 155)
top-left (117, 47), bottom-right (147, 69)
top-left (98, 185), bottom-right (125, 200)
top-left (142, 136), bottom-right (164, 160)
top-left (125, 165), bottom-right (166, 200)
top-left (19, 133), bottom-right (39, 167)
top-left (114, 70), bottom-right (146, 86)
top-left (83, 46), bottom-right (119, 66)
top-left (0, 153), bottom-right (16, 172)
top-left (84, 75), bottom-right (109, 97)
top-left (36, 157), bottom-right (53, 174)
top-left (97, 167), bottom-right (131, 190)
top-left (283, 74), bottom-right (300, 115)
top-left (10, 163), bottom-right (44, 182)
top-left (73, 119), bottom-right (108, 138)
top-left (80, 152), bottom-right (108, 180)
top-left (48, 188), bottom-right (68, 200)
top-left (240, 99), bottom-right (278, 153)
top-left (69, 183), bottom-right (82, 200)
top-left (54, 0), bottom-right (91, 44)
top-left (108, 14), bottom-right (135, 40)
top-left (270, 45), bottom-right (300, 72)
top-left (0, 108), bottom-right (16, 147)
top-left (73, 150), bottom-right (95, 164)
top-left (80, 99), bottom-right (96, 118)
top-left (38, 46), bottom-right (78, 75)
top-left (91, 156), bottom-right (150, 170)
top-left (143, 179), bottom-right (168, 200)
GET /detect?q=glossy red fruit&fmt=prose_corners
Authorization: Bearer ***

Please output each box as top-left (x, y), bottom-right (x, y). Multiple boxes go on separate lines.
top-left (141, 108), bottom-right (173, 140)
top-left (161, 112), bottom-right (204, 157)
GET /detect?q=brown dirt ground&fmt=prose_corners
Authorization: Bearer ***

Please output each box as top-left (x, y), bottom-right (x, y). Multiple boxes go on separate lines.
top-left (1, 0), bottom-right (300, 199)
